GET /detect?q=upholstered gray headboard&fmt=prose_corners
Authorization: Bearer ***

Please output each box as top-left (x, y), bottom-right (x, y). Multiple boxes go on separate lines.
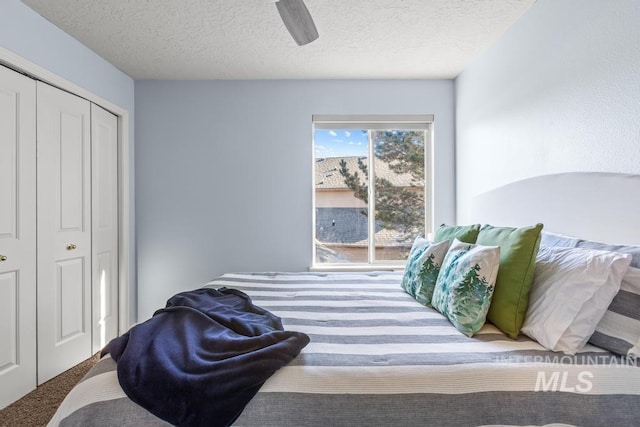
top-left (469, 172), bottom-right (640, 245)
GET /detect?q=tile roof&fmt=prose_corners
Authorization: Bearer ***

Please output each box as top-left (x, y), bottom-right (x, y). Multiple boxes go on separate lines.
top-left (315, 156), bottom-right (421, 189)
top-left (316, 208), bottom-right (414, 247)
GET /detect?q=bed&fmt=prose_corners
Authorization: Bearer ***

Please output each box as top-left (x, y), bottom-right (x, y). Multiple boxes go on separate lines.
top-left (48, 172), bottom-right (640, 427)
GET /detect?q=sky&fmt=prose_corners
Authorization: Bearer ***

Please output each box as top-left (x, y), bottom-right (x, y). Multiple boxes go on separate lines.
top-left (314, 129), bottom-right (368, 159)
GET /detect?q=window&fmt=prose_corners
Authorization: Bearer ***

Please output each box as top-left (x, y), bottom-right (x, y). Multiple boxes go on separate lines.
top-left (312, 115), bottom-right (433, 268)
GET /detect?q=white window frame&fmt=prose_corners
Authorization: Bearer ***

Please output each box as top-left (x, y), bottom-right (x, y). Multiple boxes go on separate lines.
top-left (311, 115), bottom-right (434, 271)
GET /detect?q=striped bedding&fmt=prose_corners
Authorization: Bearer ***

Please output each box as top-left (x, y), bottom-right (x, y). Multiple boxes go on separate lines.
top-left (49, 272), bottom-right (640, 427)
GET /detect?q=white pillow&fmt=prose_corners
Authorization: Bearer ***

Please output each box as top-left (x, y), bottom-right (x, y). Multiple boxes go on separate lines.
top-left (521, 246), bottom-right (632, 354)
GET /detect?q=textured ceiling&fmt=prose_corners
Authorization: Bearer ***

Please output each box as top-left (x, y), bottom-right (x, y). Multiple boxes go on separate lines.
top-left (21, 0), bottom-right (535, 80)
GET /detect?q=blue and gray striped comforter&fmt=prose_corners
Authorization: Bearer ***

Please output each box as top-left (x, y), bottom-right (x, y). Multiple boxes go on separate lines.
top-left (49, 272), bottom-right (640, 427)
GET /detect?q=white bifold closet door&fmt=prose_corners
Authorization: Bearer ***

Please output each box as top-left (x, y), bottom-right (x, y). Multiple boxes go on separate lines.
top-left (0, 66), bottom-right (37, 408)
top-left (0, 66), bottom-right (120, 406)
top-left (36, 81), bottom-right (92, 384)
top-left (91, 104), bottom-right (119, 353)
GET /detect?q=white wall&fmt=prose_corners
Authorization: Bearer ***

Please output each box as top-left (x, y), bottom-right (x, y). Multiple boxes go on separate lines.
top-left (135, 80), bottom-right (455, 320)
top-left (0, 0), bottom-right (137, 322)
top-left (455, 0), bottom-right (640, 223)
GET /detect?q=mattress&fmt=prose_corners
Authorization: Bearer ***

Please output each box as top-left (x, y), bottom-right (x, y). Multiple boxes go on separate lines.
top-left (49, 272), bottom-right (640, 427)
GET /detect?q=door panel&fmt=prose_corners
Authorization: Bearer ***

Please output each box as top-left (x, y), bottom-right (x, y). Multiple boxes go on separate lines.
top-left (0, 271), bottom-right (18, 371)
top-left (57, 258), bottom-right (85, 341)
top-left (91, 104), bottom-right (119, 353)
top-left (0, 88), bottom-right (17, 239)
top-left (0, 66), bottom-right (37, 409)
top-left (60, 112), bottom-right (85, 231)
top-left (37, 81), bottom-right (92, 384)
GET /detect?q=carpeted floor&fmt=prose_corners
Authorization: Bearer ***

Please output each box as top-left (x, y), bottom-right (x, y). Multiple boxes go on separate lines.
top-left (0, 353), bottom-right (101, 427)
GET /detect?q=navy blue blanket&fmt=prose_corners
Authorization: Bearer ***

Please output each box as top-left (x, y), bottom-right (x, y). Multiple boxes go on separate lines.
top-left (102, 287), bottom-right (310, 427)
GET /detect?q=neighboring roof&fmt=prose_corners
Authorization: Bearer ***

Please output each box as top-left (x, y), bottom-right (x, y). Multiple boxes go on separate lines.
top-left (315, 156), bottom-right (422, 189)
top-left (316, 207), bottom-right (412, 248)
top-left (326, 228), bottom-right (413, 249)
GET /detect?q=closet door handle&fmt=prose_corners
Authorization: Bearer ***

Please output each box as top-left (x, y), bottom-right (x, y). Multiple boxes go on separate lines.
top-left (0, 255), bottom-right (6, 262)
top-left (66, 244), bottom-right (77, 250)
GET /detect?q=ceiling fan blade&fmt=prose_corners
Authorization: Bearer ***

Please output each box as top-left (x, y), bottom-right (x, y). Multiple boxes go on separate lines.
top-left (276, 0), bottom-right (319, 46)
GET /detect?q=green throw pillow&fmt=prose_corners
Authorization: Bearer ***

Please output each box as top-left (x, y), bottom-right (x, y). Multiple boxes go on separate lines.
top-left (433, 224), bottom-right (481, 244)
top-left (476, 223), bottom-right (543, 339)
top-left (400, 238), bottom-right (450, 305)
top-left (431, 239), bottom-right (501, 337)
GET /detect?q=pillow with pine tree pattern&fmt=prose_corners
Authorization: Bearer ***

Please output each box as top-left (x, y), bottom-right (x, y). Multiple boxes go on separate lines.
top-left (401, 238), bottom-right (450, 305)
top-left (432, 239), bottom-right (501, 337)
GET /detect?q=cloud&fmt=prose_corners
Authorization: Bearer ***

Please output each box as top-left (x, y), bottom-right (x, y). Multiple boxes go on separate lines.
top-left (329, 130), bottom-right (337, 137)
top-left (315, 145), bottom-right (328, 156)
top-left (348, 141), bottom-right (354, 145)
top-left (345, 131), bottom-right (351, 137)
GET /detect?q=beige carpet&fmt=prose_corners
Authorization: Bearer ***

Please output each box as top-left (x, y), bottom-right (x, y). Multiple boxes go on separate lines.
top-left (0, 353), bottom-right (101, 427)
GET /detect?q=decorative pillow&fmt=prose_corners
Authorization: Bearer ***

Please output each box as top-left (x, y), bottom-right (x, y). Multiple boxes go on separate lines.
top-left (433, 224), bottom-right (481, 244)
top-left (400, 238), bottom-right (450, 305)
top-left (521, 246), bottom-right (632, 354)
top-left (431, 239), bottom-right (500, 337)
top-left (414, 241), bottom-right (451, 306)
top-left (476, 223), bottom-right (543, 339)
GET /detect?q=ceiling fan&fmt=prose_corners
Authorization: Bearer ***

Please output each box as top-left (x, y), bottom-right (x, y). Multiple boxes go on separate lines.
top-left (275, 0), bottom-right (319, 46)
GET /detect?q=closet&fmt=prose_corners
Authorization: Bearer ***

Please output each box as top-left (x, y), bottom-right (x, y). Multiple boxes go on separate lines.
top-left (0, 64), bottom-right (119, 407)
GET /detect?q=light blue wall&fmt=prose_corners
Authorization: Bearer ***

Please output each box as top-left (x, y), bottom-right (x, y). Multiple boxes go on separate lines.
top-left (455, 0), bottom-right (640, 223)
top-left (0, 0), bottom-right (133, 117)
top-left (0, 0), bottom-right (137, 322)
top-left (135, 80), bottom-right (455, 319)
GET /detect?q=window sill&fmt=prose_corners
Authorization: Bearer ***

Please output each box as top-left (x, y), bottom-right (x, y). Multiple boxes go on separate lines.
top-left (309, 264), bottom-right (405, 273)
